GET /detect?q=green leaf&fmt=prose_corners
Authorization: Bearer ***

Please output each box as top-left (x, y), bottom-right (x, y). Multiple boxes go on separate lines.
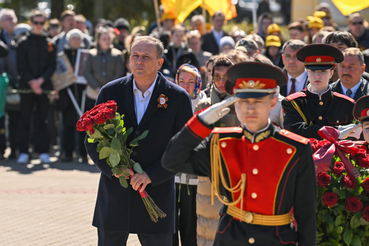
top-left (322, 214), bottom-right (334, 223)
top-left (109, 151), bottom-right (120, 167)
top-left (343, 229), bottom-right (353, 245)
top-left (333, 187), bottom-right (347, 198)
top-left (360, 217), bottom-right (369, 226)
top-left (90, 128), bottom-right (103, 139)
top-left (329, 239), bottom-right (340, 246)
top-left (112, 167), bottom-right (121, 175)
top-left (99, 147), bottom-right (111, 159)
top-left (129, 139), bottom-right (139, 147)
top-left (126, 127), bottom-right (133, 137)
top-left (351, 212), bottom-right (362, 229)
top-left (105, 124), bottom-right (115, 129)
top-left (136, 130), bottom-right (149, 141)
top-left (327, 221), bottom-right (335, 233)
top-left (335, 226), bottom-right (343, 235)
top-left (335, 215), bottom-right (343, 226)
top-left (111, 137), bottom-right (122, 150)
top-left (352, 235), bottom-right (362, 246)
top-left (87, 138), bottom-right (97, 143)
top-left (119, 176), bottom-right (128, 188)
top-left (133, 162), bottom-right (144, 174)
top-left (108, 129), bottom-right (115, 135)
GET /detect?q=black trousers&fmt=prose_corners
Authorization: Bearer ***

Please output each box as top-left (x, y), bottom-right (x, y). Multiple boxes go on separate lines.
top-left (0, 116), bottom-right (5, 155)
top-left (18, 93), bottom-right (50, 154)
top-left (97, 229), bottom-right (172, 246)
top-left (173, 183), bottom-right (197, 246)
top-left (6, 110), bottom-right (20, 156)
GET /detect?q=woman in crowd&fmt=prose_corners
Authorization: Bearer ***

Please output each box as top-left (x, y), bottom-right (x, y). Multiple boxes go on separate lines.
top-left (53, 29), bottom-right (88, 163)
top-left (264, 35), bottom-right (284, 68)
top-left (84, 27), bottom-right (124, 110)
top-left (282, 44), bottom-right (355, 139)
top-left (172, 64), bottom-right (205, 246)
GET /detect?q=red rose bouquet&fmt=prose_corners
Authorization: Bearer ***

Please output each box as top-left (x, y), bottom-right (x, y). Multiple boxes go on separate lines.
top-left (76, 100), bottom-right (166, 222)
top-left (312, 127), bottom-right (369, 245)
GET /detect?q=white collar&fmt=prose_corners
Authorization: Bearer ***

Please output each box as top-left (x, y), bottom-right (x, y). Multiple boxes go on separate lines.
top-left (133, 74), bottom-right (158, 96)
top-left (287, 70), bottom-right (307, 83)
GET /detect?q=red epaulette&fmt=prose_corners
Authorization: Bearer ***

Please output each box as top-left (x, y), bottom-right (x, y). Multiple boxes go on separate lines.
top-left (212, 127), bottom-right (243, 134)
top-left (333, 92), bottom-right (355, 103)
top-left (279, 129), bottom-right (310, 145)
top-left (285, 92), bottom-right (306, 101)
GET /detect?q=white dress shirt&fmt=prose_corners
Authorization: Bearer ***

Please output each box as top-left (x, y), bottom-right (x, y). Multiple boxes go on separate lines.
top-left (133, 75), bottom-right (158, 124)
top-left (287, 71), bottom-right (307, 95)
top-left (340, 79), bottom-right (362, 99)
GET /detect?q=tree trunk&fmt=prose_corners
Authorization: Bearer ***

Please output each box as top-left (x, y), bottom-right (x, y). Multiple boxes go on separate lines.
top-left (94, 0), bottom-right (103, 22)
top-left (50, 0), bottom-right (64, 19)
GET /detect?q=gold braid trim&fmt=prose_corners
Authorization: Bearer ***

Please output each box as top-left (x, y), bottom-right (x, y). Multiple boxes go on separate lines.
top-left (210, 133), bottom-right (247, 209)
top-left (291, 100), bottom-right (313, 126)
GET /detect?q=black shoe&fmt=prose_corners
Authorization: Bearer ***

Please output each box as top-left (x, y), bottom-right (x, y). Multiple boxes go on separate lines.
top-left (61, 156), bottom-right (73, 162)
top-left (8, 153), bottom-right (16, 159)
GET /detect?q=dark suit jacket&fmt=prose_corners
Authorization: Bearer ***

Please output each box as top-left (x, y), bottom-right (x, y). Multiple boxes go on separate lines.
top-left (279, 70), bottom-right (309, 97)
top-left (85, 72), bottom-right (193, 233)
top-left (201, 30), bottom-right (228, 55)
top-left (330, 77), bottom-right (369, 101)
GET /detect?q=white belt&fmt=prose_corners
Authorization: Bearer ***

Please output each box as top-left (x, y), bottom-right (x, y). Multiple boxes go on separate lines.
top-left (175, 174), bottom-right (198, 185)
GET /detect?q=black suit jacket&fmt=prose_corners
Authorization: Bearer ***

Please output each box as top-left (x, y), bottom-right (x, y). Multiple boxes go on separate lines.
top-left (280, 69), bottom-right (309, 97)
top-left (330, 78), bottom-right (369, 101)
top-left (201, 30), bottom-right (228, 55)
top-left (85, 72), bottom-right (193, 233)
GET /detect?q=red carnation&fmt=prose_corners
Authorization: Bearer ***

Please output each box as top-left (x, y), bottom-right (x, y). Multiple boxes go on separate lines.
top-left (317, 172), bottom-right (331, 187)
top-left (353, 148), bottom-right (369, 168)
top-left (346, 197), bottom-right (363, 213)
top-left (363, 178), bottom-right (369, 192)
top-left (331, 161), bottom-right (345, 176)
top-left (363, 206), bottom-right (369, 221)
top-left (343, 175), bottom-right (357, 189)
top-left (322, 192), bottom-right (338, 207)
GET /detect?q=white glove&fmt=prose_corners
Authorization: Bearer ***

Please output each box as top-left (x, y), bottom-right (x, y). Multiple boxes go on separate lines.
top-left (338, 124), bottom-right (362, 140)
top-left (198, 97), bottom-right (237, 125)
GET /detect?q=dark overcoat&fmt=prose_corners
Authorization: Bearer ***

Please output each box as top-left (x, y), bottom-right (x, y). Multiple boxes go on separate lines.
top-left (330, 78), bottom-right (369, 101)
top-left (85, 72), bottom-right (193, 233)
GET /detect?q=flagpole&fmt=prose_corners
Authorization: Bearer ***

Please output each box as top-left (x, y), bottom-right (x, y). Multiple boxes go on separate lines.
top-left (252, 0), bottom-right (257, 33)
top-left (153, 0), bottom-right (161, 30)
top-left (202, 0), bottom-right (206, 34)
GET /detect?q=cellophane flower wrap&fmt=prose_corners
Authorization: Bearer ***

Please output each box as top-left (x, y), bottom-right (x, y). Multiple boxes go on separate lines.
top-left (311, 126), bottom-right (369, 245)
top-left (76, 100), bottom-right (166, 222)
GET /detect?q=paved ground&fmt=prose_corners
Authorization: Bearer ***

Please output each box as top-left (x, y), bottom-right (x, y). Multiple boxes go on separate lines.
top-left (0, 151), bottom-right (140, 246)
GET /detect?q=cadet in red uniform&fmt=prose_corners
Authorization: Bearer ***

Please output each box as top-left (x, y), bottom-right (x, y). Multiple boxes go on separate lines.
top-left (282, 44), bottom-right (356, 139)
top-left (162, 62), bottom-right (317, 245)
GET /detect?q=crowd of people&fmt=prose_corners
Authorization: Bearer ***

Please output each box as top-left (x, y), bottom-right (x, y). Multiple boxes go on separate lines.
top-left (1, 2), bottom-right (369, 246)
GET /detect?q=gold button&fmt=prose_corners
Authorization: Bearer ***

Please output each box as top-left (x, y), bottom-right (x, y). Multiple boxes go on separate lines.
top-left (318, 116), bottom-right (323, 120)
top-left (249, 238), bottom-right (255, 244)
top-left (253, 145), bottom-right (259, 151)
top-left (252, 168), bottom-right (258, 175)
top-left (319, 101), bottom-right (323, 105)
top-left (221, 142), bottom-right (227, 148)
top-left (251, 192), bottom-right (257, 199)
top-left (287, 148), bottom-right (293, 154)
top-left (245, 212), bottom-right (253, 223)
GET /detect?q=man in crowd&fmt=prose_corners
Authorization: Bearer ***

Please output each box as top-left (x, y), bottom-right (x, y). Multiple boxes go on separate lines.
top-left (85, 36), bottom-right (192, 246)
top-left (257, 12), bottom-right (273, 40)
top-left (280, 39), bottom-right (308, 96)
top-left (348, 13), bottom-right (369, 50)
top-left (235, 37), bottom-right (259, 58)
top-left (52, 10), bottom-right (91, 53)
top-left (16, 10), bottom-right (56, 164)
top-left (113, 17), bottom-right (130, 51)
top-left (202, 11), bottom-right (227, 55)
top-left (288, 21), bottom-right (306, 41)
top-left (191, 15), bottom-right (205, 34)
top-left (331, 48), bottom-right (369, 101)
top-left (162, 62), bottom-right (317, 245)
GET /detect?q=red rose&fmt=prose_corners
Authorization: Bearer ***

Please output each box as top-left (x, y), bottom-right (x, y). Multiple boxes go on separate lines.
top-left (363, 178), bottom-right (369, 192)
top-left (331, 161), bottom-right (345, 176)
top-left (346, 197), bottom-right (363, 213)
top-left (91, 112), bottom-right (106, 124)
top-left (103, 107), bottom-right (116, 120)
top-left (354, 148), bottom-right (369, 168)
top-left (106, 100), bottom-right (117, 111)
top-left (317, 172), bottom-right (331, 187)
top-left (363, 206), bottom-right (369, 221)
top-left (322, 192), bottom-right (338, 207)
top-left (343, 175), bottom-right (357, 189)
top-left (76, 115), bottom-right (94, 132)
top-left (309, 138), bottom-right (330, 153)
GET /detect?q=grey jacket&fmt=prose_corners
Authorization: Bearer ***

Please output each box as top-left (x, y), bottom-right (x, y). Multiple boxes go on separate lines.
top-left (84, 47), bottom-right (124, 89)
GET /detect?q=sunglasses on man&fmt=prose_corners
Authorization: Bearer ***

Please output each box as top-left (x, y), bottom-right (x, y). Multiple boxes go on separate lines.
top-left (351, 21), bottom-right (363, 26)
top-left (32, 21), bottom-right (45, 26)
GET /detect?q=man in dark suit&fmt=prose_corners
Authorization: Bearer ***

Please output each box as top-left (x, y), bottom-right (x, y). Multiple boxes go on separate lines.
top-left (331, 48), bottom-right (369, 101)
top-left (280, 39), bottom-right (308, 97)
top-left (85, 36), bottom-right (193, 246)
top-left (201, 11), bottom-right (227, 55)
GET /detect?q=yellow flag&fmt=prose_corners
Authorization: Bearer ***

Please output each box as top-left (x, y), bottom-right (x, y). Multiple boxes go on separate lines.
top-left (160, 0), bottom-right (237, 23)
top-left (331, 0), bottom-right (369, 16)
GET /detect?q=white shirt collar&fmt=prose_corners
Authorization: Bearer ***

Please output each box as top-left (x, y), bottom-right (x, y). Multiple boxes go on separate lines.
top-left (133, 75), bottom-right (158, 96)
top-left (287, 70), bottom-right (307, 83)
